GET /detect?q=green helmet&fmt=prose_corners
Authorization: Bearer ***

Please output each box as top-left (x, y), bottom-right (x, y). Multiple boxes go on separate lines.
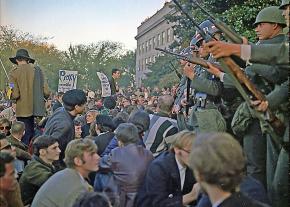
top-left (254, 6), bottom-right (286, 27)
top-left (280, 0), bottom-right (289, 9)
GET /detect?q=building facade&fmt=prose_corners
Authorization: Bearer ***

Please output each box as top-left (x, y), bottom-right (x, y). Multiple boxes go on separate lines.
top-left (135, 1), bottom-right (176, 87)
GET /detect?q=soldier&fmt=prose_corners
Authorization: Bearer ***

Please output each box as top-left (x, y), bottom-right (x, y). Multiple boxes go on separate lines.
top-left (207, 6), bottom-right (287, 191)
top-left (204, 2), bottom-right (289, 206)
top-left (181, 20), bottom-right (226, 133)
top-left (172, 47), bottom-right (194, 131)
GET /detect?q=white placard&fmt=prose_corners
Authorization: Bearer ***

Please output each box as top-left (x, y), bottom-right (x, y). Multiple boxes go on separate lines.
top-left (58, 70), bottom-right (78, 92)
top-left (96, 72), bottom-right (111, 97)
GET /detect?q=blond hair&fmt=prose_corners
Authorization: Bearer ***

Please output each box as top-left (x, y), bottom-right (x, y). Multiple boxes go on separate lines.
top-left (189, 132), bottom-right (245, 192)
top-left (64, 139), bottom-right (97, 168)
top-left (170, 130), bottom-right (196, 151)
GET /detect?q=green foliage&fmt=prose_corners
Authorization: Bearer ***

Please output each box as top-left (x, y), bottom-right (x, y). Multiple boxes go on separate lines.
top-left (116, 51), bottom-right (136, 87)
top-left (145, 54), bottom-right (180, 88)
top-left (62, 41), bottom-right (123, 90)
top-left (0, 26), bottom-right (64, 91)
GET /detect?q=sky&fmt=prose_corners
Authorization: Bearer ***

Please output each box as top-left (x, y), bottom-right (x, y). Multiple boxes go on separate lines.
top-left (0, 0), bottom-right (168, 51)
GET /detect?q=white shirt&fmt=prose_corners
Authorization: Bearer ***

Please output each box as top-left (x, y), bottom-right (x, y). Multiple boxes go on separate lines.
top-left (175, 155), bottom-right (186, 191)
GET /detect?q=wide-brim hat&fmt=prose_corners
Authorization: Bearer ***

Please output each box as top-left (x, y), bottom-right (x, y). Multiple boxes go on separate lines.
top-left (9, 49), bottom-right (35, 64)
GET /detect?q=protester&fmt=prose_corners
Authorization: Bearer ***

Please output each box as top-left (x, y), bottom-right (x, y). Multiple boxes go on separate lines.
top-left (9, 48), bottom-right (50, 145)
top-left (136, 130), bottom-right (198, 207)
top-left (0, 118), bottom-right (11, 136)
top-left (31, 139), bottom-right (100, 207)
top-left (109, 68), bottom-right (121, 96)
top-left (143, 95), bottom-right (178, 157)
top-left (0, 152), bottom-right (24, 207)
top-left (44, 89), bottom-right (87, 168)
top-left (189, 133), bottom-right (270, 207)
top-left (96, 123), bottom-right (153, 207)
top-left (19, 135), bottom-right (60, 205)
top-left (6, 121), bottom-right (31, 167)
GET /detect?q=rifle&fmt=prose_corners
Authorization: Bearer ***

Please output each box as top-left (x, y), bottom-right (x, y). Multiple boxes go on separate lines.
top-left (172, 0), bottom-right (285, 139)
top-left (155, 47), bottom-right (223, 71)
top-left (169, 61), bottom-right (182, 79)
top-left (156, 49), bottom-right (193, 115)
top-left (190, 0), bottom-right (247, 68)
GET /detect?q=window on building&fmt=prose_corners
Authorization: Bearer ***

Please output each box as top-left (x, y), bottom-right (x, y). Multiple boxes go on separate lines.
top-left (153, 56), bottom-right (156, 62)
top-left (149, 38), bottom-right (152, 51)
top-left (142, 43), bottom-right (145, 53)
top-left (167, 28), bottom-right (171, 42)
top-left (139, 60), bottom-right (142, 69)
top-left (146, 41), bottom-right (149, 52)
top-left (149, 57), bottom-right (152, 63)
top-left (153, 37), bottom-right (156, 48)
top-left (139, 45), bottom-right (142, 54)
top-left (145, 58), bottom-right (148, 64)
top-left (162, 31), bottom-right (165, 45)
top-left (157, 34), bottom-right (161, 46)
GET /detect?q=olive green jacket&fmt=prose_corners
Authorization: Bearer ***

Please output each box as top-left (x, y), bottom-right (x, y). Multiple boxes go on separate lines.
top-left (19, 155), bottom-right (56, 205)
top-left (6, 135), bottom-right (31, 161)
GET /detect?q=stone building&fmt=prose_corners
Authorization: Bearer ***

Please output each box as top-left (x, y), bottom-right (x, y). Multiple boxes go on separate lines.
top-left (135, 1), bottom-right (176, 87)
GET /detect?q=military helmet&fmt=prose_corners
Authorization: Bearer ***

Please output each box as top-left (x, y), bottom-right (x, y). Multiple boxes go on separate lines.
top-left (279, 0), bottom-right (289, 9)
top-left (189, 33), bottom-right (203, 50)
top-left (254, 6), bottom-right (286, 27)
top-left (199, 20), bottom-right (220, 35)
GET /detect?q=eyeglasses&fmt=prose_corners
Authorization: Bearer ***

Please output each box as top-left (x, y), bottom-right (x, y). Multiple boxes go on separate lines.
top-left (0, 126), bottom-right (11, 130)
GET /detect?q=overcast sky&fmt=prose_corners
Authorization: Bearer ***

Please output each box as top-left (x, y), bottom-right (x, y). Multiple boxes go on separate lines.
top-left (0, 0), bottom-right (168, 51)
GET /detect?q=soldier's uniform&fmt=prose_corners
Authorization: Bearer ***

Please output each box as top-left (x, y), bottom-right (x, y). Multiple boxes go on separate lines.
top-left (184, 21), bottom-right (227, 133)
top-left (230, 5), bottom-right (288, 207)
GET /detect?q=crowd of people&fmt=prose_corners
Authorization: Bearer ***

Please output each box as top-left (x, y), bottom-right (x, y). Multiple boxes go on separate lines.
top-left (0, 0), bottom-right (289, 207)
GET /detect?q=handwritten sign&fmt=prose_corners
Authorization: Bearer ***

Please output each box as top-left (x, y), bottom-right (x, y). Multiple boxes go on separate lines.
top-left (58, 70), bottom-right (78, 92)
top-left (96, 72), bottom-right (111, 97)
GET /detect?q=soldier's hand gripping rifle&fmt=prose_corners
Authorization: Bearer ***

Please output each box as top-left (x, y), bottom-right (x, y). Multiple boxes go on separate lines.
top-left (172, 0), bottom-right (285, 139)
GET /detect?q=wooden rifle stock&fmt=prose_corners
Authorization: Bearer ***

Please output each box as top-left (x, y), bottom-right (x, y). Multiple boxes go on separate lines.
top-left (155, 47), bottom-right (223, 72)
top-left (222, 57), bottom-right (285, 136)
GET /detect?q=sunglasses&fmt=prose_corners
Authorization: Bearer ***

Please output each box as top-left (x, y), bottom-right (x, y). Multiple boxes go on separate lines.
top-left (0, 126), bottom-right (11, 130)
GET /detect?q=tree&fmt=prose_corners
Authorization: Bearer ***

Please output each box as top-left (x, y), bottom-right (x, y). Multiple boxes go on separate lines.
top-left (0, 26), bottom-right (65, 91)
top-left (62, 41), bottom-right (124, 90)
top-left (114, 50), bottom-right (136, 87)
top-left (166, 0), bottom-right (279, 45)
top-left (145, 54), bottom-right (180, 88)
